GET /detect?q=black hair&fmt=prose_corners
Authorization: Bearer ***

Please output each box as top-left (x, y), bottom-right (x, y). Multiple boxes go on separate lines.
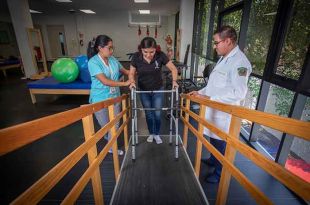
top-left (87, 35), bottom-right (112, 59)
top-left (139, 37), bottom-right (157, 50)
top-left (214, 25), bottom-right (237, 44)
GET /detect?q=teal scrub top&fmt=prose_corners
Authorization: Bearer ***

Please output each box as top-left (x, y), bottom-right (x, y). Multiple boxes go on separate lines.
top-left (88, 54), bottom-right (122, 103)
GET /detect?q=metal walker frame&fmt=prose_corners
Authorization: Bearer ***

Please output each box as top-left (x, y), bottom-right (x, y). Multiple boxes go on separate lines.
top-left (130, 88), bottom-right (180, 161)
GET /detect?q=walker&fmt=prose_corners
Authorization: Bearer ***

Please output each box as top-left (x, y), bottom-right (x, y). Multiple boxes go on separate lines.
top-left (130, 87), bottom-right (180, 161)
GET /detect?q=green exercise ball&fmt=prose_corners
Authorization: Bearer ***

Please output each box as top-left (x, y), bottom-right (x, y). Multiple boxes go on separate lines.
top-left (51, 58), bottom-right (79, 83)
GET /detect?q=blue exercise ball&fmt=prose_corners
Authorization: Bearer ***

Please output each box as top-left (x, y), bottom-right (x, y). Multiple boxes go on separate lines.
top-left (75, 55), bottom-right (91, 83)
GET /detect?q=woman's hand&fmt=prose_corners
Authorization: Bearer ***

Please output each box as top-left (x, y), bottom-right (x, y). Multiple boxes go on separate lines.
top-left (124, 79), bottom-right (134, 86)
top-left (172, 80), bottom-right (179, 89)
top-left (129, 82), bottom-right (136, 90)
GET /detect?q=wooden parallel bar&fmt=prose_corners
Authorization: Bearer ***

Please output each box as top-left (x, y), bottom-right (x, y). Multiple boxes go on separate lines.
top-left (181, 116), bottom-right (273, 205)
top-left (61, 117), bottom-right (129, 204)
top-left (82, 113), bottom-right (104, 205)
top-left (108, 104), bottom-right (120, 182)
top-left (182, 98), bottom-right (190, 149)
top-left (0, 95), bottom-right (128, 156)
top-left (181, 102), bottom-right (310, 201)
top-left (122, 98), bottom-right (129, 151)
top-left (194, 104), bottom-right (206, 177)
top-left (10, 110), bottom-right (126, 205)
top-left (180, 94), bottom-right (310, 140)
top-left (216, 116), bottom-right (241, 205)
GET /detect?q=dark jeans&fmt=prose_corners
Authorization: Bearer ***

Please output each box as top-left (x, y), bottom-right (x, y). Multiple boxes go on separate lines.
top-left (209, 138), bottom-right (227, 179)
top-left (140, 88), bottom-right (164, 135)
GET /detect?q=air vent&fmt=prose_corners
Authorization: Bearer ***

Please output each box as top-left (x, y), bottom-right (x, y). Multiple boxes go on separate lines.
top-left (128, 12), bottom-right (161, 27)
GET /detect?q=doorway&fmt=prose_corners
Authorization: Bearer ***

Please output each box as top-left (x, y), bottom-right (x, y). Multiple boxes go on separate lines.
top-left (46, 25), bottom-right (68, 58)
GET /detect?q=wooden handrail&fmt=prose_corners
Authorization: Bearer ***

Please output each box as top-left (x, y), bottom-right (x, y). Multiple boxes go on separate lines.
top-left (0, 95), bottom-right (128, 156)
top-left (182, 117), bottom-right (273, 205)
top-left (62, 116), bottom-right (130, 204)
top-left (181, 94), bottom-right (310, 140)
top-left (180, 94), bottom-right (310, 205)
top-left (0, 94), bottom-right (130, 205)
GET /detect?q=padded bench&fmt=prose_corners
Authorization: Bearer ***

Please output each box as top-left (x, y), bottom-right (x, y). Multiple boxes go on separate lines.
top-left (27, 77), bottom-right (90, 104)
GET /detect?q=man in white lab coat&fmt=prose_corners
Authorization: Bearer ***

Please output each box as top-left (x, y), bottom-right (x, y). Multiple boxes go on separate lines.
top-left (189, 25), bottom-right (252, 183)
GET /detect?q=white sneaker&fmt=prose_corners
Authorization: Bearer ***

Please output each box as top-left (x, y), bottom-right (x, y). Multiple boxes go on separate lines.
top-left (108, 149), bottom-right (124, 155)
top-left (147, 135), bottom-right (154, 143)
top-left (154, 135), bottom-right (163, 144)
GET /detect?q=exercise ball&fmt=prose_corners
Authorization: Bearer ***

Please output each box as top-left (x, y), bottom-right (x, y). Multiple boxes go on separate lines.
top-left (75, 55), bottom-right (91, 83)
top-left (51, 58), bottom-right (79, 83)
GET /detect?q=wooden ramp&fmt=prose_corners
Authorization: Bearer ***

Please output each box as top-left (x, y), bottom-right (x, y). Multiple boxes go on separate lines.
top-left (110, 136), bottom-right (208, 205)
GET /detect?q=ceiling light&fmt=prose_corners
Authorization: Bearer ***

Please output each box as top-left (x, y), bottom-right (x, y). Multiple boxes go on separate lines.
top-left (134, 0), bottom-right (149, 3)
top-left (29, 9), bottom-right (42, 14)
top-left (56, 0), bottom-right (72, 2)
top-left (80, 9), bottom-right (96, 14)
top-left (139, 10), bottom-right (150, 14)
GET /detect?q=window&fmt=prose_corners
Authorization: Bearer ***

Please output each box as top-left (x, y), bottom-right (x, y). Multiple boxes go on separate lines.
top-left (244, 0), bottom-right (279, 76)
top-left (241, 76), bottom-right (262, 137)
top-left (285, 97), bottom-right (310, 182)
top-left (252, 84), bottom-right (295, 158)
top-left (201, 0), bottom-right (212, 56)
top-left (221, 9), bottom-right (242, 38)
top-left (224, 0), bottom-right (241, 8)
top-left (275, 0), bottom-right (310, 80)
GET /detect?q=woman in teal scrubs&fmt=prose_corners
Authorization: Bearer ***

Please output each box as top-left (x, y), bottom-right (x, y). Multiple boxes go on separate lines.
top-left (88, 35), bottom-right (133, 155)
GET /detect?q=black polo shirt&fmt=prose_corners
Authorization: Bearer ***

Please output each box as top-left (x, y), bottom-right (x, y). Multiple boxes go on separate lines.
top-left (131, 51), bottom-right (169, 90)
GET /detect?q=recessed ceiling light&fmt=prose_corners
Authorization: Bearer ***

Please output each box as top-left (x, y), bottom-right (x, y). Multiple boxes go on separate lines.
top-left (29, 9), bottom-right (42, 14)
top-left (139, 10), bottom-right (150, 14)
top-left (134, 0), bottom-right (149, 3)
top-left (56, 0), bottom-right (72, 2)
top-left (80, 9), bottom-right (96, 14)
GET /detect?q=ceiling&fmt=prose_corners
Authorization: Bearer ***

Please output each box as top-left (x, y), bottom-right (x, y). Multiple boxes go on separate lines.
top-left (2, 0), bottom-right (180, 16)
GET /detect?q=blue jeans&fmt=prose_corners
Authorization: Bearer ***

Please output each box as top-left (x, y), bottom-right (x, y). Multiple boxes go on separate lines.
top-left (140, 89), bottom-right (164, 135)
top-left (94, 103), bottom-right (120, 140)
top-left (209, 138), bottom-right (226, 179)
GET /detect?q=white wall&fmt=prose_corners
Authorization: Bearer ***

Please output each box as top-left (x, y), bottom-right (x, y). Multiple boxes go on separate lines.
top-left (32, 11), bottom-right (173, 61)
top-left (7, 0), bottom-right (37, 77)
top-left (179, 0), bottom-right (195, 78)
top-left (33, 14), bottom-right (79, 60)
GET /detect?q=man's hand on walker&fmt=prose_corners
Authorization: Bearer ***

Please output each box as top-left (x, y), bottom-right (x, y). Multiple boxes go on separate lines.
top-left (188, 91), bottom-right (199, 96)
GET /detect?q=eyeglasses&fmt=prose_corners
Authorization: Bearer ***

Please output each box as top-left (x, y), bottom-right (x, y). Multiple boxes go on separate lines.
top-left (104, 46), bottom-right (114, 52)
top-left (213, 40), bottom-right (224, 46)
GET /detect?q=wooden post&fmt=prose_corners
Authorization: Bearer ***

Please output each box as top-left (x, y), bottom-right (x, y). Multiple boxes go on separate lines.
top-left (29, 89), bottom-right (36, 104)
top-left (182, 98), bottom-right (191, 149)
top-left (194, 104), bottom-right (206, 177)
top-left (108, 104), bottom-right (120, 181)
top-left (216, 115), bottom-right (241, 205)
top-left (82, 114), bottom-right (104, 205)
top-left (122, 98), bottom-right (129, 151)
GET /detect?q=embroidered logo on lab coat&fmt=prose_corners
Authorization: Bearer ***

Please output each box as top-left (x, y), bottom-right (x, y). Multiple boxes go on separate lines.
top-left (238, 67), bottom-right (247, 76)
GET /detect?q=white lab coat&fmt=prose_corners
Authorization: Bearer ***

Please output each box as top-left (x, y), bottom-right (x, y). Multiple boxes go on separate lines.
top-left (198, 46), bottom-right (252, 140)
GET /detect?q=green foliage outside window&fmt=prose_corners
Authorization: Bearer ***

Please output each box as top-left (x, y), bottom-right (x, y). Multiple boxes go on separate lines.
top-left (272, 86), bottom-right (294, 116)
top-left (276, 0), bottom-right (309, 80)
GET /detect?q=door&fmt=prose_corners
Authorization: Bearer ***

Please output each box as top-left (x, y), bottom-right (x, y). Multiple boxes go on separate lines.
top-left (46, 25), bottom-right (68, 58)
